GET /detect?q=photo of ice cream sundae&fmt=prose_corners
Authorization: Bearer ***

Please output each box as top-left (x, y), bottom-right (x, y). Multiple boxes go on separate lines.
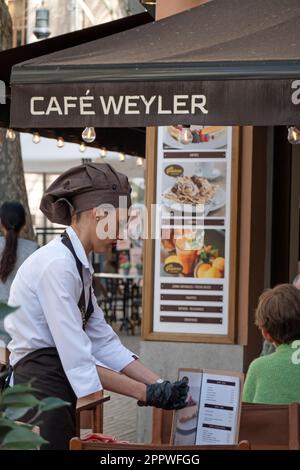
top-left (164, 125), bottom-right (227, 149)
top-left (173, 370), bottom-right (202, 446)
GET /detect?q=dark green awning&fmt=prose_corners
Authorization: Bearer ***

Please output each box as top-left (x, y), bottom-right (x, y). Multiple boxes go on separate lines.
top-left (10, 0), bottom-right (300, 127)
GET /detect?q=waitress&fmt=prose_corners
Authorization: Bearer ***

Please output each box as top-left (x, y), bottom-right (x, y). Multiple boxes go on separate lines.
top-left (5, 163), bottom-right (188, 450)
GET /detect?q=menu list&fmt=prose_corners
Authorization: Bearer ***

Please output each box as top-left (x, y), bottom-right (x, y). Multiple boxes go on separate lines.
top-left (173, 368), bottom-right (243, 446)
top-left (153, 125), bottom-right (233, 335)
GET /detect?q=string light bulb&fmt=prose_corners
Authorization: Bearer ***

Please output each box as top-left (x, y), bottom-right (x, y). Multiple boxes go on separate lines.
top-left (57, 136), bottom-right (64, 148)
top-left (79, 142), bottom-right (86, 152)
top-left (287, 126), bottom-right (300, 145)
top-left (100, 148), bottom-right (107, 158)
top-left (119, 152), bottom-right (126, 162)
top-left (6, 128), bottom-right (16, 141)
top-left (82, 127), bottom-right (96, 143)
top-left (136, 157), bottom-right (143, 166)
top-left (32, 132), bottom-right (40, 144)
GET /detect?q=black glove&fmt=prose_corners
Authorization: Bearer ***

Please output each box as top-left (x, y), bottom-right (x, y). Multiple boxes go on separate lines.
top-left (137, 377), bottom-right (189, 410)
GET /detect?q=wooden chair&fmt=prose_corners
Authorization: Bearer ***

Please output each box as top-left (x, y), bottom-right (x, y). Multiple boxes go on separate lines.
top-left (152, 408), bottom-right (174, 444)
top-left (239, 402), bottom-right (300, 450)
top-left (151, 403), bottom-right (300, 450)
top-left (75, 393), bottom-right (110, 437)
top-left (0, 346), bottom-right (10, 365)
top-left (70, 438), bottom-right (250, 451)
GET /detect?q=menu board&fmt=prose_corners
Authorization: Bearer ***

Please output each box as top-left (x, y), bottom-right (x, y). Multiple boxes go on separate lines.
top-left (152, 125), bottom-right (234, 336)
top-left (172, 368), bottom-right (243, 446)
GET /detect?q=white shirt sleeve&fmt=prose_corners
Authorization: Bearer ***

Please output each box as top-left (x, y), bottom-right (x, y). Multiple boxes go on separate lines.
top-left (85, 290), bottom-right (136, 372)
top-left (36, 258), bottom-right (102, 398)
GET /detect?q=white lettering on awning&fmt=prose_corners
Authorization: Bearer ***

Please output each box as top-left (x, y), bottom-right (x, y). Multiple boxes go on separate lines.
top-left (28, 94), bottom-right (209, 117)
top-left (64, 96), bottom-right (78, 115)
top-left (125, 96), bottom-right (139, 114)
top-left (158, 95), bottom-right (172, 114)
top-left (79, 96), bottom-right (95, 115)
top-left (100, 96), bottom-right (124, 115)
top-left (46, 97), bottom-right (63, 115)
top-left (30, 97), bottom-right (45, 115)
top-left (140, 95), bottom-right (156, 114)
top-left (191, 95), bottom-right (208, 114)
top-left (174, 95), bottom-right (189, 114)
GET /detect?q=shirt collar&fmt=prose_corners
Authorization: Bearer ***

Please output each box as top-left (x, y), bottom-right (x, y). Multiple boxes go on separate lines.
top-left (66, 226), bottom-right (94, 275)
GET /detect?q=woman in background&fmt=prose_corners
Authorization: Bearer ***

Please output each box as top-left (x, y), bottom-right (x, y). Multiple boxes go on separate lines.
top-left (0, 201), bottom-right (38, 343)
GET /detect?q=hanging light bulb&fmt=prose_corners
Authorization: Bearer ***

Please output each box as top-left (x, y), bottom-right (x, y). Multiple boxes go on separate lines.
top-left (100, 148), bottom-right (107, 158)
top-left (82, 127), bottom-right (96, 143)
top-left (6, 128), bottom-right (16, 142)
top-left (136, 157), bottom-right (143, 166)
top-left (119, 152), bottom-right (126, 162)
top-left (79, 142), bottom-right (86, 152)
top-left (287, 126), bottom-right (300, 145)
top-left (57, 136), bottom-right (64, 148)
top-left (32, 132), bottom-right (40, 144)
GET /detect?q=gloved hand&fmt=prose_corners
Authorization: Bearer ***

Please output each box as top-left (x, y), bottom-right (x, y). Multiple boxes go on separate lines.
top-left (137, 377), bottom-right (189, 410)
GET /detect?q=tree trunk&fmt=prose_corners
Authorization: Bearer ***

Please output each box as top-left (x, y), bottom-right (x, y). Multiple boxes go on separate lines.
top-left (0, 0), bottom-right (34, 240)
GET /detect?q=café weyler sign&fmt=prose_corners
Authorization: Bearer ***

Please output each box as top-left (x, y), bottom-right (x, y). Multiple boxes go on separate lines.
top-left (10, 79), bottom-right (300, 127)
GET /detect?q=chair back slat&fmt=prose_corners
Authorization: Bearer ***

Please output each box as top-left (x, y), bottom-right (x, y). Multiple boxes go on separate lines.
top-left (151, 403), bottom-right (300, 450)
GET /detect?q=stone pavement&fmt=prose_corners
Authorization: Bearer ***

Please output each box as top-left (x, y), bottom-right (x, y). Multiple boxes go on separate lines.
top-left (103, 332), bottom-right (141, 442)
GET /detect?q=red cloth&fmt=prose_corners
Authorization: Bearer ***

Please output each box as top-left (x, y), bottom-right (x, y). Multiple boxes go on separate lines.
top-left (82, 433), bottom-right (128, 444)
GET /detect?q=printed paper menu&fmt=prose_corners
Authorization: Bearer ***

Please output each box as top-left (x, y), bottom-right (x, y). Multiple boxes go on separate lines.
top-left (196, 372), bottom-right (241, 445)
top-left (153, 125), bottom-right (233, 335)
top-left (172, 368), bottom-right (243, 446)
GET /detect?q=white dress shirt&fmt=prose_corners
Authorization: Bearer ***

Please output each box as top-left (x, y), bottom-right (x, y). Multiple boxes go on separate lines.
top-left (5, 227), bottom-right (135, 398)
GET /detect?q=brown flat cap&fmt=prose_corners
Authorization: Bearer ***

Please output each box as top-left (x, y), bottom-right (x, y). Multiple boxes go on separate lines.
top-left (40, 163), bottom-right (132, 225)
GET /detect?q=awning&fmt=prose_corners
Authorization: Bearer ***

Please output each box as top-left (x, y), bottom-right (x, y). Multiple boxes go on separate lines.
top-left (10, 0), bottom-right (300, 127)
top-left (1, 11), bottom-right (153, 155)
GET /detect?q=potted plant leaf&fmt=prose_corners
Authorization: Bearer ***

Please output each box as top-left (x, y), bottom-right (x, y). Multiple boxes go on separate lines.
top-left (0, 303), bottom-right (69, 450)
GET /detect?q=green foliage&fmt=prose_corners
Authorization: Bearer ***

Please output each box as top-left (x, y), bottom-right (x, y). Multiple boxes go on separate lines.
top-left (0, 304), bottom-right (69, 449)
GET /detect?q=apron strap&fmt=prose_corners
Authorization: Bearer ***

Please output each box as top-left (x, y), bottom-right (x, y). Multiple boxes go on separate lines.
top-left (61, 231), bottom-right (94, 329)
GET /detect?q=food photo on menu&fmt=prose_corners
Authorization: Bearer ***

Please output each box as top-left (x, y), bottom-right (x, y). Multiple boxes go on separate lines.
top-left (160, 228), bottom-right (225, 279)
top-left (173, 370), bottom-right (203, 446)
top-left (163, 125), bottom-right (227, 150)
top-left (162, 161), bottom-right (227, 218)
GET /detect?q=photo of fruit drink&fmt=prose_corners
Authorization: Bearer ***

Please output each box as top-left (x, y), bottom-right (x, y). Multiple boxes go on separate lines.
top-left (175, 232), bottom-right (203, 275)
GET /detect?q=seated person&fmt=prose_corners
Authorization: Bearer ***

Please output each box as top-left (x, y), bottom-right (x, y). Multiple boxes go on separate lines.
top-left (261, 274), bottom-right (300, 356)
top-left (243, 284), bottom-right (300, 404)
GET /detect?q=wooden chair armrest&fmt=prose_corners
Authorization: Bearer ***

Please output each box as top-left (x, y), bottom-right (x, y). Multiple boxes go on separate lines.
top-left (76, 394), bottom-right (110, 412)
top-left (0, 347), bottom-right (9, 364)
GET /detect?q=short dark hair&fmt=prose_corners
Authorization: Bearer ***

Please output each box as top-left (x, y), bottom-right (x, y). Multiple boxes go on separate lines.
top-left (255, 284), bottom-right (300, 343)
